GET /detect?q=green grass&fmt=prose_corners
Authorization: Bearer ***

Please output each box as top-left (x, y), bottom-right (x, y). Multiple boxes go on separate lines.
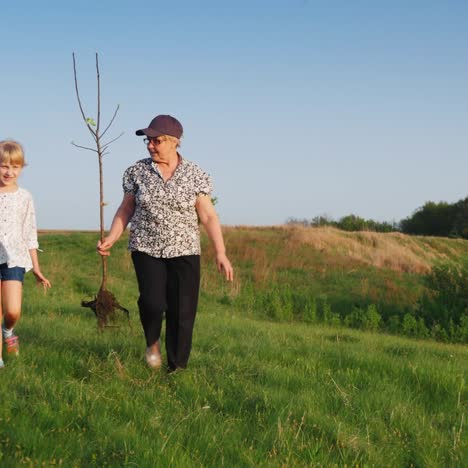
top-left (0, 231), bottom-right (466, 466)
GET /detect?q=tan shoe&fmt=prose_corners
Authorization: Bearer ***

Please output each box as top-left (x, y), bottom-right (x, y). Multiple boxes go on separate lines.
top-left (145, 342), bottom-right (162, 369)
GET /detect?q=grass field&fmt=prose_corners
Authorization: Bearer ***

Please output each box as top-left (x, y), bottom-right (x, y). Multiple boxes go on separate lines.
top-left (0, 229), bottom-right (466, 466)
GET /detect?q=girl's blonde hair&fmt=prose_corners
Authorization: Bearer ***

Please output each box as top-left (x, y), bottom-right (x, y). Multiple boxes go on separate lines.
top-left (0, 140), bottom-right (26, 167)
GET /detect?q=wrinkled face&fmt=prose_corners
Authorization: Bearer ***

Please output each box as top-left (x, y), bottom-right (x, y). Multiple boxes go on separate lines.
top-left (144, 136), bottom-right (178, 162)
top-left (0, 160), bottom-right (23, 188)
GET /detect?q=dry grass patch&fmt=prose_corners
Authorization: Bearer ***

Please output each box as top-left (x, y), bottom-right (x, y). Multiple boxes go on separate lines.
top-left (286, 226), bottom-right (455, 274)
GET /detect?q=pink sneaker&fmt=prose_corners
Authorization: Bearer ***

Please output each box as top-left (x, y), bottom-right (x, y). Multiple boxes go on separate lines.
top-left (5, 335), bottom-right (19, 356)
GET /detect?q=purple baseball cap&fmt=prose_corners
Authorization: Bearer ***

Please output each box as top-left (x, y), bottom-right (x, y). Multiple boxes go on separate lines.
top-left (135, 114), bottom-right (183, 139)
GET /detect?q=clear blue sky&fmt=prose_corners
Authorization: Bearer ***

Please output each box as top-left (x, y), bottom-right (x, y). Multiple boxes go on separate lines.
top-left (1, 1), bottom-right (467, 229)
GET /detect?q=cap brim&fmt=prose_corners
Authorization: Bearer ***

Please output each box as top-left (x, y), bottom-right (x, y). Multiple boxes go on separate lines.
top-left (135, 128), bottom-right (165, 137)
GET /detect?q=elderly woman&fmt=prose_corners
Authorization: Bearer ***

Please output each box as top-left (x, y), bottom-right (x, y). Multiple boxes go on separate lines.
top-left (98, 115), bottom-right (233, 371)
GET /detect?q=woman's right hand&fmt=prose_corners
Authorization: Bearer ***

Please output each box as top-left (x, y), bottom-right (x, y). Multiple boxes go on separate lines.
top-left (97, 237), bottom-right (114, 256)
top-left (96, 194), bottom-right (135, 256)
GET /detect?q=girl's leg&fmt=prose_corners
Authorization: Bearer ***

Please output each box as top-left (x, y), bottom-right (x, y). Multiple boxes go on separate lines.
top-left (2, 280), bottom-right (23, 331)
top-left (0, 281), bottom-right (3, 364)
top-left (2, 281), bottom-right (23, 356)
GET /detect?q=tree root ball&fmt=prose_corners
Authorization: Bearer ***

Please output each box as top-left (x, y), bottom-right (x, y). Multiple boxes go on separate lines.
top-left (81, 287), bottom-right (129, 328)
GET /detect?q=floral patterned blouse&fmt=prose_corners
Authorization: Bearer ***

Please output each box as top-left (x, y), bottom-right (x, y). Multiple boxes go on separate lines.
top-left (123, 155), bottom-right (213, 258)
top-left (0, 187), bottom-right (39, 271)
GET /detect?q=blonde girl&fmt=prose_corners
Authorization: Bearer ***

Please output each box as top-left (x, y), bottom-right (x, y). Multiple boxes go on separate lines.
top-left (0, 140), bottom-right (51, 368)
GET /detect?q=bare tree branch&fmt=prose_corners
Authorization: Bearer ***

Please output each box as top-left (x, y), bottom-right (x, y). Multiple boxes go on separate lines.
top-left (101, 105), bottom-right (120, 140)
top-left (96, 53), bottom-right (101, 135)
top-left (72, 52), bottom-right (98, 143)
top-left (102, 132), bottom-right (125, 152)
top-left (71, 142), bottom-right (98, 153)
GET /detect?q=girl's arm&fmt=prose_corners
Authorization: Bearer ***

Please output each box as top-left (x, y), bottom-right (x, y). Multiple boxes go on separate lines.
top-left (24, 194), bottom-right (51, 288)
top-left (196, 195), bottom-right (233, 281)
top-left (97, 193), bottom-right (136, 256)
top-left (29, 249), bottom-right (51, 289)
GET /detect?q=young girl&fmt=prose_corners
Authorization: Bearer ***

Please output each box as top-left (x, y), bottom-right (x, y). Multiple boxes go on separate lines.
top-left (0, 140), bottom-right (51, 368)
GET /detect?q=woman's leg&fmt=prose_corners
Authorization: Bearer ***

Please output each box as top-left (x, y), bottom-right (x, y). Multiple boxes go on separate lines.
top-left (166, 255), bottom-right (200, 370)
top-left (131, 252), bottom-right (167, 349)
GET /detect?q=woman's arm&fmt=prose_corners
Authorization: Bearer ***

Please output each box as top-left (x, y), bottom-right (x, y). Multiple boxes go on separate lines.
top-left (97, 193), bottom-right (136, 256)
top-left (196, 195), bottom-right (233, 281)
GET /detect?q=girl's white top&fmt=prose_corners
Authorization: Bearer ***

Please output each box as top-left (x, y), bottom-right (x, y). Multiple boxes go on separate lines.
top-left (0, 187), bottom-right (39, 271)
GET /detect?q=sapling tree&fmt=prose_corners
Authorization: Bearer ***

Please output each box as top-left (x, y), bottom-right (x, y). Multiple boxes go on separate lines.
top-left (71, 52), bottom-right (129, 328)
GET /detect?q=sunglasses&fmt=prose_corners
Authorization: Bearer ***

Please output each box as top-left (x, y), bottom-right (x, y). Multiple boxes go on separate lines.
top-left (143, 137), bottom-right (164, 145)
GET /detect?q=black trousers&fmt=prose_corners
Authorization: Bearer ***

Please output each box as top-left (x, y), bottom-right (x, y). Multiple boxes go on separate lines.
top-left (131, 251), bottom-right (201, 370)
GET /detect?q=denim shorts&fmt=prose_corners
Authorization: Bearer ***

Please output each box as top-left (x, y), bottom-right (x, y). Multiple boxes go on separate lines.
top-left (0, 264), bottom-right (26, 283)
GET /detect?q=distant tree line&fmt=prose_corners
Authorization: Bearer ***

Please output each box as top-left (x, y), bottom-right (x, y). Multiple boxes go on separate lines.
top-left (286, 214), bottom-right (398, 233)
top-left (286, 195), bottom-right (468, 239)
top-left (400, 197), bottom-right (468, 238)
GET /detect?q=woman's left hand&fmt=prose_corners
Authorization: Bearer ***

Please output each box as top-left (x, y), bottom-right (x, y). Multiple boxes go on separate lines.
top-left (216, 253), bottom-right (234, 281)
top-left (196, 196), bottom-right (234, 281)
top-left (33, 269), bottom-right (52, 290)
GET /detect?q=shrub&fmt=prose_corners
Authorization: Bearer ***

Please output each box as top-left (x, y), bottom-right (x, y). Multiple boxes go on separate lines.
top-left (455, 313), bottom-right (468, 342)
top-left (363, 304), bottom-right (382, 331)
top-left (303, 297), bottom-right (317, 323)
top-left (402, 313), bottom-right (418, 337)
top-left (416, 317), bottom-right (429, 338)
top-left (343, 306), bottom-right (365, 329)
top-left (328, 312), bottom-right (342, 327)
top-left (417, 260), bottom-right (468, 342)
top-left (430, 323), bottom-right (449, 342)
top-left (387, 315), bottom-right (401, 334)
top-left (266, 288), bottom-right (294, 321)
top-left (321, 298), bottom-right (332, 323)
